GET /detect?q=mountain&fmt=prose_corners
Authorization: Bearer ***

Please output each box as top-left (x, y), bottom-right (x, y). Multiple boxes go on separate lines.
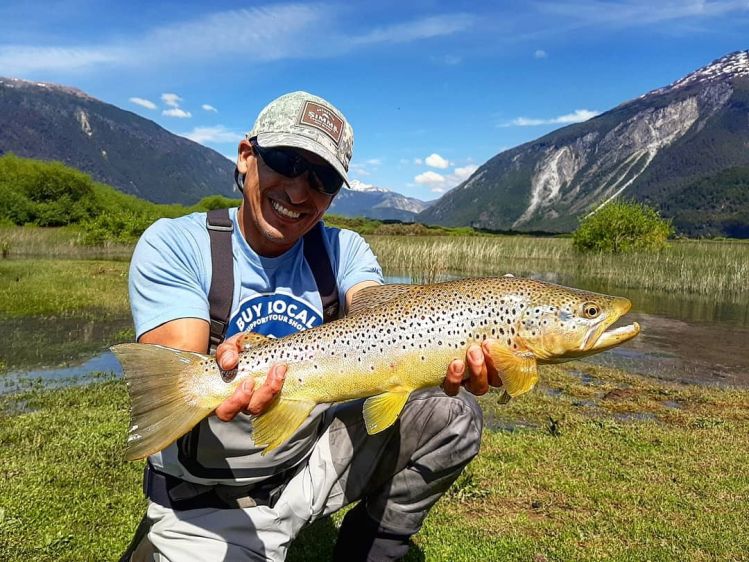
top-left (418, 51), bottom-right (749, 237)
top-left (329, 179), bottom-right (432, 221)
top-left (0, 77), bottom-right (235, 205)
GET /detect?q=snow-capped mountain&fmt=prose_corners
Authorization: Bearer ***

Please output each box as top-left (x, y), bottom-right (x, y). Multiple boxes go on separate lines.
top-left (419, 50), bottom-right (749, 237)
top-left (330, 179), bottom-right (432, 222)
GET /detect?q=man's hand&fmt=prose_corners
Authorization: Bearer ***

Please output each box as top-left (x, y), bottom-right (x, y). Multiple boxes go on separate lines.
top-left (213, 333), bottom-right (286, 421)
top-left (443, 340), bottom-right (502, 396)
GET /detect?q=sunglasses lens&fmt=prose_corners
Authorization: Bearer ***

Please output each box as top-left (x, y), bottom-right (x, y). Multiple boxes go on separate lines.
top-left (253, 139), bottom-right (343, 195)
top-left (313, 166), bottom-right (344, 195)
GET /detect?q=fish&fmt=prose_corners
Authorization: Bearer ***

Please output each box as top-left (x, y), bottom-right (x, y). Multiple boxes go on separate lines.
top-left (112, 276), bottom-right (640, 460)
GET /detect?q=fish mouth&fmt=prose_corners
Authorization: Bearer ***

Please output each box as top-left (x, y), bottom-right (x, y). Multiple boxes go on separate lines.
top-left (587, 321), bottom-right (641, 352)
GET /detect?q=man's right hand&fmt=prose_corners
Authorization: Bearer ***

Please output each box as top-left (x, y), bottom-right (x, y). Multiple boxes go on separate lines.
top-left (214, 333), bottom-right (286, 421)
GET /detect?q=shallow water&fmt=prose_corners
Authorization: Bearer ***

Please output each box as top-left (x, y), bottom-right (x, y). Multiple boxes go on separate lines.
top-left (1, 271), bottom-right (747, 393)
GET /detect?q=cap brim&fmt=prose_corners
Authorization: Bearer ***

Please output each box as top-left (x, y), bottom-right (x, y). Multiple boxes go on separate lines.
top-left (255, 132), bottom-right (350, 188)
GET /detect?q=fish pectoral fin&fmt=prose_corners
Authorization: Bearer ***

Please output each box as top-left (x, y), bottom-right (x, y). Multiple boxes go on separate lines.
top-left (485, 342), bottom-right (539, 397)
top-left (238, 332), bottom-right (273, 351)
top-left (251, 398), bottom-right (316, 455)
top-left (362, 390), bottom-right (412, 434)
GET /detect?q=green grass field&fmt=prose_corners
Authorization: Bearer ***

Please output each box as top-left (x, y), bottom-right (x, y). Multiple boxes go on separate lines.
top-left (1, 366), bottom-right (747, 561)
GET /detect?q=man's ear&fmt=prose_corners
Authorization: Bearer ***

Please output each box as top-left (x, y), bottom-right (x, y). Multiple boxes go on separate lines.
top-left (236, 139), bottom-right (253, 174)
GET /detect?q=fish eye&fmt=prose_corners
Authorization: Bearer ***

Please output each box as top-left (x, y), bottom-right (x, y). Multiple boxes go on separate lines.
top-left (582, 302), bottom-right (600, 318)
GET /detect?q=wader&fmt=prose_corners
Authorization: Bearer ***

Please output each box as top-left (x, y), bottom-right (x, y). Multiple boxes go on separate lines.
top-left (120, 210), bottom-right (483, 561)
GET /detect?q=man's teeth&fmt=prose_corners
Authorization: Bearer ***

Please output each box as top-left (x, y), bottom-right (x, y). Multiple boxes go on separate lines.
top-left (272, 201), bottom-right (301, 219)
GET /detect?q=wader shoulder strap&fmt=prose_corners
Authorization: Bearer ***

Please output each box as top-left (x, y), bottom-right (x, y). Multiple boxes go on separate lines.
top-left (303, 221), bottom-right (340, 323)
top-left (206, 208), bottom-right (234, 352)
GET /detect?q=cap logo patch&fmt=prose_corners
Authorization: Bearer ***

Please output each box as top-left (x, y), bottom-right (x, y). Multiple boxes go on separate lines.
top-left (299, 101), bottom-right (343, 145)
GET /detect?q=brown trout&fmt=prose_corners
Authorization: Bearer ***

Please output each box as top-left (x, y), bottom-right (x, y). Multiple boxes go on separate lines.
top-left (112, 277), bottom-right (640, 460)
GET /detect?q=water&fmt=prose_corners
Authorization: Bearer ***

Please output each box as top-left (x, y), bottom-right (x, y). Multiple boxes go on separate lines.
top-left (1, 272), bottom-right (747, 394)
top-left (383, 273), bottom-right (749, 388)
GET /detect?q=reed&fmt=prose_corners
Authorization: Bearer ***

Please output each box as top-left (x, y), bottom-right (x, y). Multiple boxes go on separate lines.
top-left (0, 226), bottom-right (133, 260)
top-left (366, 236), bottom-right (749, 301)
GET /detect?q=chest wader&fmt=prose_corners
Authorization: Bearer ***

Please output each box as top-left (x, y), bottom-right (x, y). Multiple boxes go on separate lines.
top-left (119, 208), bottom-right (339, 562)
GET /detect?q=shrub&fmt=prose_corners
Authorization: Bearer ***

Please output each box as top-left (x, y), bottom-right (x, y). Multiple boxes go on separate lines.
top-left (573, 200), bottom-right (674, 253)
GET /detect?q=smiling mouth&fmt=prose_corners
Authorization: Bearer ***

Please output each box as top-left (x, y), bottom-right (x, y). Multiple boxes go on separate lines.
top-left (271, 200), bottom-right (302, 220)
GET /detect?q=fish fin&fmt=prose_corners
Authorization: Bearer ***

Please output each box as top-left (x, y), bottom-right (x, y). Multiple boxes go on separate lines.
top-left (362, 390), bottom-right (411, 434)
top-left (349, 284), bottom-right (421, 315)
top-left (498, 391), bottom-right (512, 404)
top-left (252, 398), bottom-right (317, 455)
top-left (110, 343), bottom-right (222, 461)
top-left (484, 342), bottom-right (539, 397)
top-left (238, 332), bottom-right (273, 351)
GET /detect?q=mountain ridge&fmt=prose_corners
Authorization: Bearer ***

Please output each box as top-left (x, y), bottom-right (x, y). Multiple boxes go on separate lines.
top-left (418, 50), bottom-right (749, 237)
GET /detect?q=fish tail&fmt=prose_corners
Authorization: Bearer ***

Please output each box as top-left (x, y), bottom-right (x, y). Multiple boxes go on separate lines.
top-left (111, 343), bottom-right (222, 461)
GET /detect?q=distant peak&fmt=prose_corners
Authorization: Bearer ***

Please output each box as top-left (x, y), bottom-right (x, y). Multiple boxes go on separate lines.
top-left (645, 50), bottom-right (749, 97)
top-left (0, 76), bottom-right (95, 100)
top-left (347, 179), bottom-right (390, 193)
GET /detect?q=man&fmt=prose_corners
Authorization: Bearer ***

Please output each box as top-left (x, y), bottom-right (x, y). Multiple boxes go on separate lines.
top-left (124, 91), bottom-right (500, 561)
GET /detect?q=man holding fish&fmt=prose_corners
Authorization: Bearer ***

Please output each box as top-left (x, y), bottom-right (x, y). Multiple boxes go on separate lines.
top-left (120, 92), bottom-right (498, 561)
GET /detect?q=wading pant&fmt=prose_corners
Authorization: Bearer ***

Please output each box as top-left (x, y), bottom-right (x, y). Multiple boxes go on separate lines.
top-left (132, 388), bottom-right (483, 562)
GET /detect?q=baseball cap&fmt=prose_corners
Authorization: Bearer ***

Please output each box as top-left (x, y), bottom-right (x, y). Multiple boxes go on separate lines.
top-left (248, 91), bottom-right (354, 187)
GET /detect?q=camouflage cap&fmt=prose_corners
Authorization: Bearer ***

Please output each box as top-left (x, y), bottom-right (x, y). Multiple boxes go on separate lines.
top-left (248, 91), bottom-right (354, 187)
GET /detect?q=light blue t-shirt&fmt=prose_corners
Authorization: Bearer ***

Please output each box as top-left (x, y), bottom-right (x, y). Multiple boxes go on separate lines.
top-left (128, 207), bottom-right (383, 483)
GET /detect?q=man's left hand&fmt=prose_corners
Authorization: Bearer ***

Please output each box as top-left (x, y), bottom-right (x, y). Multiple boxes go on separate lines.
top-left (443, 340), bottom-right (502, 396)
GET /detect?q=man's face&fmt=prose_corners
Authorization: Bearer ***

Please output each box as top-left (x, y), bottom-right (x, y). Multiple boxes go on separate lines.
top-left (237, 139), bottom-right (336, 257)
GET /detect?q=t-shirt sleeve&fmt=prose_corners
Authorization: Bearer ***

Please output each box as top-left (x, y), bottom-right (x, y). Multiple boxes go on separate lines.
top-left (331, 228), bottom-right (384, 298)
top-left (129, 218), bottom-right (211, 339)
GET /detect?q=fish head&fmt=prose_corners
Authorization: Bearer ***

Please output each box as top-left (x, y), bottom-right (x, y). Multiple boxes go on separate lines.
top-left (516, 283), bottom-right (640, 362)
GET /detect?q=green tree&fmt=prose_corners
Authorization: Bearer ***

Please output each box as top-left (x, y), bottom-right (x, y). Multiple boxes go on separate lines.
top-left (573, 200), bottom-right (674, 253)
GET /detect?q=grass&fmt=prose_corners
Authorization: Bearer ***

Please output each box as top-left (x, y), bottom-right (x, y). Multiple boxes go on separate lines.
top-left (366, 235), bottom-right (749, 301)
top-left (0, 225), bottom-right (133, 260)
top-left (0, 365), bottom-right (747, 561)
top-left (0, 258), bottom-right (132, 372)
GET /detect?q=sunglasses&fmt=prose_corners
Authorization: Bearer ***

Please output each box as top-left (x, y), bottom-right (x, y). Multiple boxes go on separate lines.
top-left (250, 138), bottom-right (344, 196)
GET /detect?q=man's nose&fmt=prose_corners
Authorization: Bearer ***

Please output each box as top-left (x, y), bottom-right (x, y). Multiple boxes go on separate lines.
top-left (284, 173), bottom-right (313, 204)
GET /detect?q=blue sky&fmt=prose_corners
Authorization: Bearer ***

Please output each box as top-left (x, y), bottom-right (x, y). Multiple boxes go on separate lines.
top-left (0, 1), bottom-right (747, 200)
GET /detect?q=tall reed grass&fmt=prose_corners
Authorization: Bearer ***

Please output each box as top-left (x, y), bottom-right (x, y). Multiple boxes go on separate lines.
top-left (366, 235), bottom-right (749, 301)
top-left (0, 226), bottom-right (133, 260)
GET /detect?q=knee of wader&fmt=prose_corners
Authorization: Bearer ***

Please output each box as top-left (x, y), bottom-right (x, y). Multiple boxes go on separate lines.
top-left (411, 389), bottom-right (484, 467)
top-left (449, 390), bottom-right (483, 460)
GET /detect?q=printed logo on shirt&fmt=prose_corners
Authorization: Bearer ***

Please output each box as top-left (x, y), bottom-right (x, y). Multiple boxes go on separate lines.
top-left (226, 293), bottom-right (323, 339)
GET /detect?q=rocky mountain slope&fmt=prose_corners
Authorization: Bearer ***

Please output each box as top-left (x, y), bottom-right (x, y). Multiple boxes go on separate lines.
top-left (0, 78), bottom-right (235, 204)
top-left (418, 51), bottom-right (749, 237)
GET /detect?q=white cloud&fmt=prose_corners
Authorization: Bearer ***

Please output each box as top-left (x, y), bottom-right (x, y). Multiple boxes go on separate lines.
top-left (0, 9), bottom-right (475, 75)
top-left (365, 158), bottom-right (382, 166)
top-left (181, 125), bottom-right (242, 143)
top-left (129, 97), bottom-right (156, 110)
top-left (413, 158), bottom-right (423, 165)
top-left (453, 165), bottom-right (479, 181)
top-left (0, 46), bottom-right (122, 75)
top-left (425, 153), bottom-right (450, 169)
top-left (534, 49), bottom-right (548, 59)
top-left (502, 109), bottom-right (600, 127)
top-left (535, 0), bottom-right (748, 27)
top-left (162, 108), bottom-right (192, 118)
top-left (431, 187), bottom-right (446, 194)
top-left (202, 104), bottom-right (218, 112)
top-left (351, 14), bottom-right (474, 45)
top-left (161, 93), bottom-right (182, 107)
top-left (414, 171), bottom-right (446, 186)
